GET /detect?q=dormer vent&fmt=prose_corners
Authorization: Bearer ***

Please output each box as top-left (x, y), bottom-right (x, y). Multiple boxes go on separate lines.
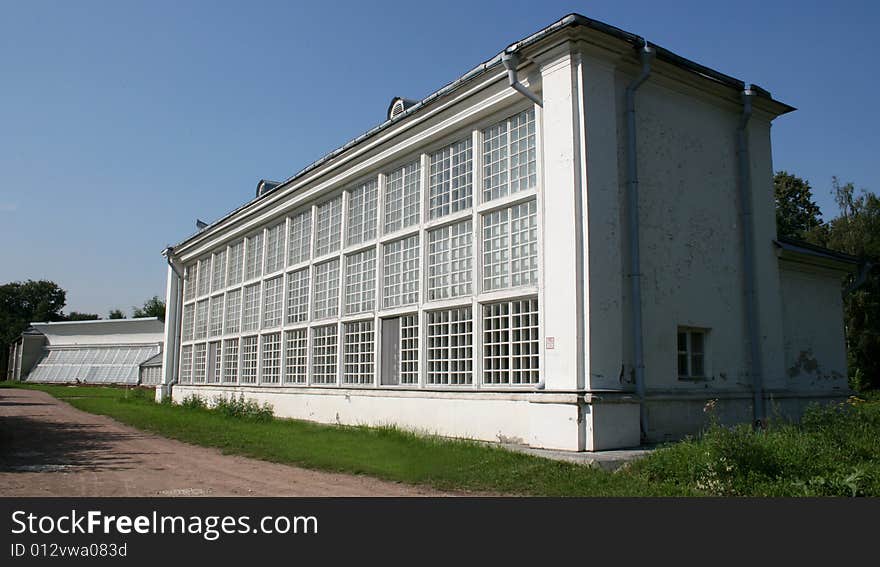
top-left (387, 97), bottom-right (418, 121)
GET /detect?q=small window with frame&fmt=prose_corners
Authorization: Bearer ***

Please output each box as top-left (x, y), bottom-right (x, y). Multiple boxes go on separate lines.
top-left (677, 327), bottom-right (708, 379)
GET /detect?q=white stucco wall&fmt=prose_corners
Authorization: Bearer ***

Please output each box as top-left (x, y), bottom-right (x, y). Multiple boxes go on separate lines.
top-left (778, 261), bottom-right (849, 390)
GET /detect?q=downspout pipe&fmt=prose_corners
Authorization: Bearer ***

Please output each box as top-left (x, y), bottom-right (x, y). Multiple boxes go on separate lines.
top-left (501, 50), bottom-right (543, 107)
top-left (161, 247), bottom-right (184, 391)
top-left (737, 88), bottom-right (765, 427)
top-left (625, 42), bottom-right (654, 442)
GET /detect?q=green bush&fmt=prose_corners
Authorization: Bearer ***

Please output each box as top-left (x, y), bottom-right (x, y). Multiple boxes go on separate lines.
top-left (631, 396), bottom-right (880, 496)
top-left (212, 394), bottom-right (274, 421)
top-left (180, 393), bottom-right (207, 410)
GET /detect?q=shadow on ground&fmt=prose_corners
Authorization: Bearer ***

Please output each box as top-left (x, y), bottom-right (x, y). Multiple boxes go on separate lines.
top-left (0, 391), bottom-right (161, 473)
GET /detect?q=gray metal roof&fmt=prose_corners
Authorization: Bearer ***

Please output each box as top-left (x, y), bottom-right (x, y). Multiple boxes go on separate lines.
top-left (139, 351), bottom-right (164, 368)
top-left (170, 12), bottom-right (794, 252)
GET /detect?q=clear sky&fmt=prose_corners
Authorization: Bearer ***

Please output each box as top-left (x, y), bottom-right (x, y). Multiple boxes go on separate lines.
top-left (1, 0), bottom-right (877, 315)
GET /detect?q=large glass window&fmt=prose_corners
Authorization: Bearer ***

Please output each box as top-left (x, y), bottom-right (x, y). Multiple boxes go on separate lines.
top-left (194, 299), bottom-right (209, 340)
top-left (314, 196), bottom-right (343, 257)
top-left (181, 304), bottom-right (194, 342)
top-left (286, 268), bottom-right (310, 324)
top-left (344, 249), bottom-right (376, 315)
top-left (482, 200), bottom-right (537, 291)
top-left (343, 321), bottom-right (374, 385)
top-left (264, 222), bottom-right (285, 274)
top-left (287, 209), bottom-right (312, 266)
top-left (347, 178), bottom-right (378, 246)
top-left (193, 343), bottom-right (207, 384)
top-left (224, 289), bottom-right (242, 334)
top-left (482, 109), bottom-right (537, 202)
top-left (313, 260), bottom-right (340, 320)
top-left (262, 276), bottom-right (283, 329)
top-left (311, 325), bottom-right (338, 385)
top-left (222, 338), bottom-right (239, 383)
top-left (227, 240), bottom-right (244, 285)
top-left (427, 307), bottom-right (473, 385)
top-left (284, 329), bottom-right (308, 384)
top-left (179, 345), bottom-right (193, 383)
top-left (183, 264), bottom-right (196, 301)
top-left (260, 332), bottom-right (281, 384)
top-left (241, 336), bottom-right (258, 384)
top-left (427, 220), bottom-right (472, 300)
top-left (429, 138), bottom-right (473, 219)
top-left (242, 283), bottom-right (261, 331)
top-left (483, 298), bottom-right (539, 385)
top-left (211, 249), bottom-right (226, 292)
top-left (383, 235), bottom-right (419, 308)
top-left (209, 295), bottom-right (224, 337)
top-left (384, 160), bottom-right (421, 233)
top-left (245, 232), bottom-right (264, 281)
top-left (197, 258), bottom-right (211, 297)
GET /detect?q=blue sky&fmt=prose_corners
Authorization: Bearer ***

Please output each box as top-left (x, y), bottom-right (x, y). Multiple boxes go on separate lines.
top-left (1, 0), bottom-right (877, 314)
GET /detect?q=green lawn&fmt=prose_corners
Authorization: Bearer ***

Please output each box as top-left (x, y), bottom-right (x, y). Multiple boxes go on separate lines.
top-left (3, 382), bottom-right (878, 496)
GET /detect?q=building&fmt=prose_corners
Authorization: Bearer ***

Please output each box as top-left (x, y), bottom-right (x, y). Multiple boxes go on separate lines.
top-left (9, 318), bottom-right (164, 385)
top-left (158, 13), bottom-right (857, 451)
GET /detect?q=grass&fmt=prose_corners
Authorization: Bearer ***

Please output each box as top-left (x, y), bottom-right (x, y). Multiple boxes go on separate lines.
top-left (2, 382), bottom-right (878, 496)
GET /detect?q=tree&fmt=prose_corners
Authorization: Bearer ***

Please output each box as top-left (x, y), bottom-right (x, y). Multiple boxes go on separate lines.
top-left (65, 312), bottom-right (100, 321)
top-left (0, 280), bottom-right (66, 377)
top-left (133, 296), bottom-right (165, 321)
top-left (817, 178), bottom-right (880, 390)
top-left (774, 171), bottom-right (824, 239)
top-left (108, 309), bottom-right (126, 319)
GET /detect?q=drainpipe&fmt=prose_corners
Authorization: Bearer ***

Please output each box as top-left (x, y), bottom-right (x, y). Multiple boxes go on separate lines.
top-left (161, 247), bottom-right (184, 399)
top-left (737, 88), bottom-right (765, 427)
top-left (625, 42), bottom-right (654, 442)
top-left (501, 50), bottom-right (543, 107)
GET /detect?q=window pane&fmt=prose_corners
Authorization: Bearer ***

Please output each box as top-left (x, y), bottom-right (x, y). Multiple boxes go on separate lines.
top-left (313, 259), bottom-right (340, 320)
top-left (287, 209), bottom-right (312, 265)
top-left (343, 321), bottom-right (375, 385)
top-left (260, 332), bottom-right (281, 384)
top-left (483, 298), bottom-right (539, 385)
top-left (211, 249), bottom-right (226, 292)
top-left (427, 220), bottom-right (472, 300)
top-left (242, 283), bottom-right (261, 331)
top-left (286, 268), bottom-right (310, 324)
top-left (240, 336), bottom-right (258, 384)
top-left (284, 329), bottom-right (308, 384)
top-left (227, 240), bottom-right (244, 285)
top-left (224, 289), bottom-right (242, 334)
top-left (482, 109), bottom-right (536, 202)
top-left (209, 295), bottom-right (224, 337)
top-left (347, 178), bottom-right (378, 246)
top-left (262, 276), bottom-right (283, 328)
top-left (384, 160), bottom-right (420, 233)
top-left (482, 200), bottom-right (537, 291)
top-left (314, 196), bottom-right (343, 257)
top-left (194, 299), bottom-right (209, 339)
top-left (197, 257), bottom-right (211, 297)
top-left (400, 314), bottom-right (419, 385)
top-left (429, 138), bottom-right (473, 219)
top-left (312, 325), bottom-right (338, 384)
top-left (383, 235), bottom-right (420, 308)
top-left (427, 307), bottom-right (473, 385)
top-left (344, 249), bottom-right (376, 315)
top-left (223, 338), bottom-right (239, 383)
top-left (245, 232), bottom-right (264, 281)
top-left (264, 222), bottom-right (285, 274)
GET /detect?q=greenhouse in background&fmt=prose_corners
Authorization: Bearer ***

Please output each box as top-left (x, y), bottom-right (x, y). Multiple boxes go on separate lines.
top-left (7, 318), bottom-right (164, 386)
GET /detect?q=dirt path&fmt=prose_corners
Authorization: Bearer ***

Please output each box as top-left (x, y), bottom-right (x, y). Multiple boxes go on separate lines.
top-left (0, 389), bottom-right (448, 497)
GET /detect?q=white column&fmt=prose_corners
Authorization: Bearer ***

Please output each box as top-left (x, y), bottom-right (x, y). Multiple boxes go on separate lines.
top-left (534, 43), bottom-right (586, 393)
